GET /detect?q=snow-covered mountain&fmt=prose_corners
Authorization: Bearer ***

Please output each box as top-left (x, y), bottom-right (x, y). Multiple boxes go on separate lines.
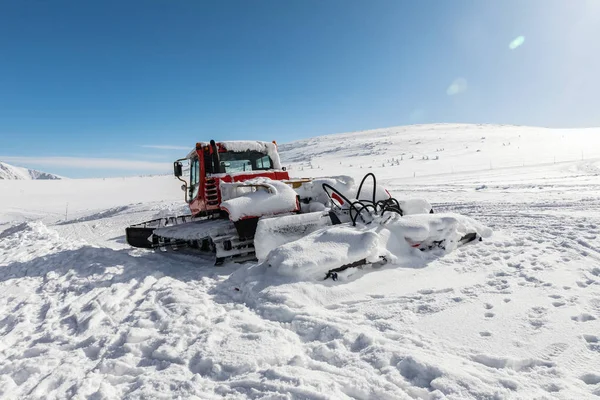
top-left (0, 161), bottom-right (62, 180)
top-left (1, 124), bottom-right (600, 399)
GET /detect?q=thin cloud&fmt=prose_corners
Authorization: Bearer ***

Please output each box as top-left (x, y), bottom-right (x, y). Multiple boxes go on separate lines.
top-left (141, 145), bottom-right (190, 150)
top-left (0, 156), bottom-right (170, 171)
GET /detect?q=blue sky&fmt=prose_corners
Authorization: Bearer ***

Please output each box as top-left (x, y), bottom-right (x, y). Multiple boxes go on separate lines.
top-left (1, 0), bottom-right (599, 178)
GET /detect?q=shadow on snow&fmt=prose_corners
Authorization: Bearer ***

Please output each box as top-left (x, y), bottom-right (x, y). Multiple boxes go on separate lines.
top-left (0, 245), bottom-right (238, 287)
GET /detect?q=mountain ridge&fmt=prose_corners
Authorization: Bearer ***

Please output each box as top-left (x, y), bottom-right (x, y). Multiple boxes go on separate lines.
top-left (0, 161), bottom-right (62, 180)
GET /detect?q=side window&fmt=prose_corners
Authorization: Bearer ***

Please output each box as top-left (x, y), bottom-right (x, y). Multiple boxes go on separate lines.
top-left (189, 158), bottom-right (200, 201)
top-left (256, 155), bottom-right (272, 169)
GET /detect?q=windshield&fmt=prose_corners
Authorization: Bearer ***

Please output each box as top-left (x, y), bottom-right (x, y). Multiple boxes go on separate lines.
top-left (217, 151), bottom-right (273, 173)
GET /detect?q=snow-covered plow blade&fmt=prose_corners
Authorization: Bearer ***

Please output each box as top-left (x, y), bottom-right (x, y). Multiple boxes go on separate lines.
top-left (253, 173), bottom-right (491, 280)
top-left (125, 215), bottom-right (198, 249)
top-left (254, 211), bottom-right (335, 260)
top-left (263, 213), bottom-right (492, 281)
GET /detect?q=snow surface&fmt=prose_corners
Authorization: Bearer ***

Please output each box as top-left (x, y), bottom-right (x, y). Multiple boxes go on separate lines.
top-left (0, 161), bottom-right (62, 180)
top-left (1, 124), bottom-right (600, 399)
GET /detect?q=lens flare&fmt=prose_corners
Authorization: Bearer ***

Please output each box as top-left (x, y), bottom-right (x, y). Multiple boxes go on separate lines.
top-left (509, 36), bottom-right (525, 50)
top-left (446, 78), bottom-right (468, 96)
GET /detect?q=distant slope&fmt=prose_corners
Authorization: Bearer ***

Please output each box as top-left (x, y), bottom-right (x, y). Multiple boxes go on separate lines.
top-left (278, 123), bottom-right (600, 179)
top-left (0, 161), bottom-right (62, 180)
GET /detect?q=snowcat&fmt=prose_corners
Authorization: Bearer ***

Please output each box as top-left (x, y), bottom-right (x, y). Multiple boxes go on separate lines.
top-left (126, 140), bottom-right (489, 279)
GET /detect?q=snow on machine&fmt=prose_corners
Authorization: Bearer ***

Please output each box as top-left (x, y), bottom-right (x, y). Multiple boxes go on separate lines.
top-left (125, 140), bottom-right (490, 279)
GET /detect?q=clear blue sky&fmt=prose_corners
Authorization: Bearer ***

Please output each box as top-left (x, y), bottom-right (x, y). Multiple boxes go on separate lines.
top-left (1, 0), bottom-right (599, 178)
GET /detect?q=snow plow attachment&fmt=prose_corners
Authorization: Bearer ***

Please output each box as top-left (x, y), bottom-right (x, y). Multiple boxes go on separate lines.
top-left (258, 173), bottom-right (491, 280)
top-left (125, 226), bottom-right (155, 249)
top-left (125, 215), bottom-right (197, 249)
top-left (254, 211), bottom-right (335, 260)
top-left (263, 212), bottom-right (491, 281)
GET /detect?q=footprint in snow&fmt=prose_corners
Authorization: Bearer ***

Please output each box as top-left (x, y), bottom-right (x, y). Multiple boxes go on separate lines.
top-left (580, 373), bottom-right (600, 385)
top-left (583, 335), bottom-right (600, 353)
top-left (527, 307), bottom-right (548, 329)
top-left (542, 342), bottom-right (569, 359)
top-left (479, 331), bottom-right (492, 337)
top-left (552, 301), bottom-right (566, 307)
top-left (484, 312), bottom-right (495, 318)
top-left (583, 334), bottom-right (598, 343)
top-left (484, 303), bottom-right (494, 310)
top-left (571, 313), bottom-right (596, 322)
top-left (542, 382), bottom-right (562, 393)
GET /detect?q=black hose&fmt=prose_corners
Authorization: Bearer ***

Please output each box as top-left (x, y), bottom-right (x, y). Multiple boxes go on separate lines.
top-left (356, 173), bottom-right (376, 205)
top-left (376, 198), bottom-right (402, 216)
top-left (381, 205), bottom-right (403, 218)
top-left (322, 183), bottom-right (375, 226)
top-left (350, 202), bottom-right (377, 225)
top-left (322, 183), bottom-right (353, 210)
top-left (324, 173), bottom-right (405, 226)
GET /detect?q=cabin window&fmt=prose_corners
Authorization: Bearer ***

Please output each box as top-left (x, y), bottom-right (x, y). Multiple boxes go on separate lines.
top-left (217, 151), bottom-right (273, 173)
top-left (189, 157), bottom-right (200, 201)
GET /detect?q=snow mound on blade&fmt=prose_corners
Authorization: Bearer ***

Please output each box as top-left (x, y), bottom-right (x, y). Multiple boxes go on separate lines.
top-left (220, 178), bottom-right (298, 221)
top-left (265, 213), bottom-right (491, 281)
top-left (254, 212), bottom-right (332, 261)
top-left (267, 226), bottom-right (381, 279)
top-left (388, 213), bottom-right (492, 249)
top-left (399, 198), bottom-right (433, 215)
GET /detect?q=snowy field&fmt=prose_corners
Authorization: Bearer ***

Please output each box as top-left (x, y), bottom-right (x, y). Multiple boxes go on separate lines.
top-left (1, 124), bottom-right (600, 399)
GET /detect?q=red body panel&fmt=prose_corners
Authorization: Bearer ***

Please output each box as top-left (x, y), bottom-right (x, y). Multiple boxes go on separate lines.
top-left (188, 149), bottom-right (290, 217)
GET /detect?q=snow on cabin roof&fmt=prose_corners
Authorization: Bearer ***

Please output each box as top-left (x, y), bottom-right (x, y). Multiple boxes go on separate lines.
top-left (186, 140), bottom-right (283, 169)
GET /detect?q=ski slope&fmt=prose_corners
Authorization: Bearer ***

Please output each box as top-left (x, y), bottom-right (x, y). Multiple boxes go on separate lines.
top-left (0, 161), bottom-right (62, 180)
top-left (1, 124), bottom-right (600, 399)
